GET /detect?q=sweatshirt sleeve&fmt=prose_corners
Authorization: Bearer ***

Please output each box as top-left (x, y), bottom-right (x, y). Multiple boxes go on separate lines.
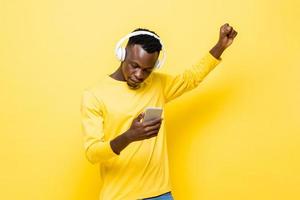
top-left (80, 90), bottom-right (118, 164)
top-left (161, 52), bottom-right (221, 103)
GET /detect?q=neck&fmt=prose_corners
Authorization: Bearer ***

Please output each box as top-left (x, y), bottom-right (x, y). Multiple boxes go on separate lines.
top-left (110, 65), bottom-right (125, 81)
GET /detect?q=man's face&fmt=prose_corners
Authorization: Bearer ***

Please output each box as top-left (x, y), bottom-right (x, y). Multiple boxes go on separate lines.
top-left (121, 44), bottom-right (159, 89)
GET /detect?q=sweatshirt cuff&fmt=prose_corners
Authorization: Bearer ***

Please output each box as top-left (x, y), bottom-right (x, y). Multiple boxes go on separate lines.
top-left (86, 140), bottom-right (119, 164)
top-left (207, 52), bottom-right (222, 65)
top-left (102, 141), bottom-right (120, 157)
top-left (193, 51), bottom-right (221, 73)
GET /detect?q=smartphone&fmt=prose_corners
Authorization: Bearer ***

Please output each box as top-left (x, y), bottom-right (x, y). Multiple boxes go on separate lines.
top-left (143, 107), bottom-right (163, 122)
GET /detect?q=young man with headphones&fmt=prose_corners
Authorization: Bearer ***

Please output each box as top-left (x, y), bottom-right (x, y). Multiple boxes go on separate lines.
top-left (81, 23), bottom-right (237, 200)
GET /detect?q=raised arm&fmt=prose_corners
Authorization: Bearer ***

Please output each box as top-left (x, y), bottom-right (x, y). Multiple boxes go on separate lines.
top-left (161, 23), bottom-right (238, 103)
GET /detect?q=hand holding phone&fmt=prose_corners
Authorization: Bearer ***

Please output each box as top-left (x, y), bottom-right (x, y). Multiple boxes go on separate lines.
top-left (112, 107), bottom-right (164, 154)
top-left (124, 107), bottom-right (163, 143)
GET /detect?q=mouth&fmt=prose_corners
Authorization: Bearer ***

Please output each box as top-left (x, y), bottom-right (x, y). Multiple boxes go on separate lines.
top-left (128, 78), bottom-right (142, 89)
top-left (129, 78), bottom-right (142, 85)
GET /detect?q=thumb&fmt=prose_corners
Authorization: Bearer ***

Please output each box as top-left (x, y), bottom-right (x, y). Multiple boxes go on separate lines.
top-left (135, 112), bottom-right (145, 122)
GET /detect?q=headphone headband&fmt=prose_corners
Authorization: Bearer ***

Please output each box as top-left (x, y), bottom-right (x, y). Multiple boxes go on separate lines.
top-left (115, 30), bottom-right (166, 69)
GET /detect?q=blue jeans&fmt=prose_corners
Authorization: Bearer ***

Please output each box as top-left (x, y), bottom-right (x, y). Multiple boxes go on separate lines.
top-left (142, 192), bottom-right (174, 200)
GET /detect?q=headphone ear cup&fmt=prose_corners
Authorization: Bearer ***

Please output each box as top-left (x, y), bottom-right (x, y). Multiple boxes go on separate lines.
top-left (116, 47), bottom-right (126, 61)
top-left (121, 47), bottom-right (126, 61)
top-left (116, 47), bottom-right (122, 61)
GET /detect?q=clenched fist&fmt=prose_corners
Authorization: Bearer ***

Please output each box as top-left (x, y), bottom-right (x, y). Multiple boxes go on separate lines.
top-left (209, 23), bottom-right (238, 59)
top-left (218, 23), bottom-right (238, 49)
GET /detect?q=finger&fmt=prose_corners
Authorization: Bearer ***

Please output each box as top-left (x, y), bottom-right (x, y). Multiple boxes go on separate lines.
top-left (145, 123), bottom-right (162, 132)
top-left (222, 23), bottom-right (229, 29)
top-left (227, 25), bottom-right (232, 31)
top-left (143, 118), bottom-right (162, 127)
top-left (228, 27), bottom-right (234, 35)
top-left (233, 31), bottom-right (238, 38)
top-left (143, 117), bottom-right (163, 127)
top-left (228, 29), bottom-right (236, 38)
top-left (232, 30), bottom-right (237, 38)
top-left (221, 24), bottom-right (227, 34)
top-left (221, 24), bottom-right (232, 36)
top-left (145, 130), bottom-right (159, 139)
top-left (225, 25), bottom-right (232, 33)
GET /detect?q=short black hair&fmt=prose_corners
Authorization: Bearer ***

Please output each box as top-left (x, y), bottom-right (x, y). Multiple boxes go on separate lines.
top-left (127, 28), bottom-right (162, 53)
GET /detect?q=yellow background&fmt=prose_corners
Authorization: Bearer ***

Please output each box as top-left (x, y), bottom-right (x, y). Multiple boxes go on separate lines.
top-left (1, 0), bottom-right (299, 199)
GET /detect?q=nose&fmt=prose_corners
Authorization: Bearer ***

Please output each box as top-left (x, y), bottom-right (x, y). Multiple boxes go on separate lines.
top-left (134, 69), bottom-right (144, 81)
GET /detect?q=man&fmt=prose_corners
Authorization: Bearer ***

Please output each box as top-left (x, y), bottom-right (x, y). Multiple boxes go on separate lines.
top-left (81, 23), bottom-right (237, 200)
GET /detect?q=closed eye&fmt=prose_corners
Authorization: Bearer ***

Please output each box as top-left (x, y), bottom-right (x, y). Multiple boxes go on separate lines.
top-left (144, 68), bottom-right (153, 73)
top-left (130, 63), bottom-right (139, 68)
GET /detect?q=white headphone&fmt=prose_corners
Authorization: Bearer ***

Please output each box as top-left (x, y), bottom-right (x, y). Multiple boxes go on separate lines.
top-left (115, 30), bottom-right (166, 69)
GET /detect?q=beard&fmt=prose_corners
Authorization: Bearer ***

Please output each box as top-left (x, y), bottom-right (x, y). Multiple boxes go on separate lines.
top-left (126, 77), bottom-right (142, 89)
top-left (127, 81), bottom-right (141, 89)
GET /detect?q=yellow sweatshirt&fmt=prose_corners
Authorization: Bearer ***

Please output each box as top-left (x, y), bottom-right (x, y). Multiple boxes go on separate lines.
top-left (80, 52), bottom-right (221, 200)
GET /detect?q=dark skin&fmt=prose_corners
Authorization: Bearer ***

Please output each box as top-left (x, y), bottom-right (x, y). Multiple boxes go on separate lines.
top-left (110, 43), bottom-right (159, 89)
top-left (110, 23), bottom-right (238, 155)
